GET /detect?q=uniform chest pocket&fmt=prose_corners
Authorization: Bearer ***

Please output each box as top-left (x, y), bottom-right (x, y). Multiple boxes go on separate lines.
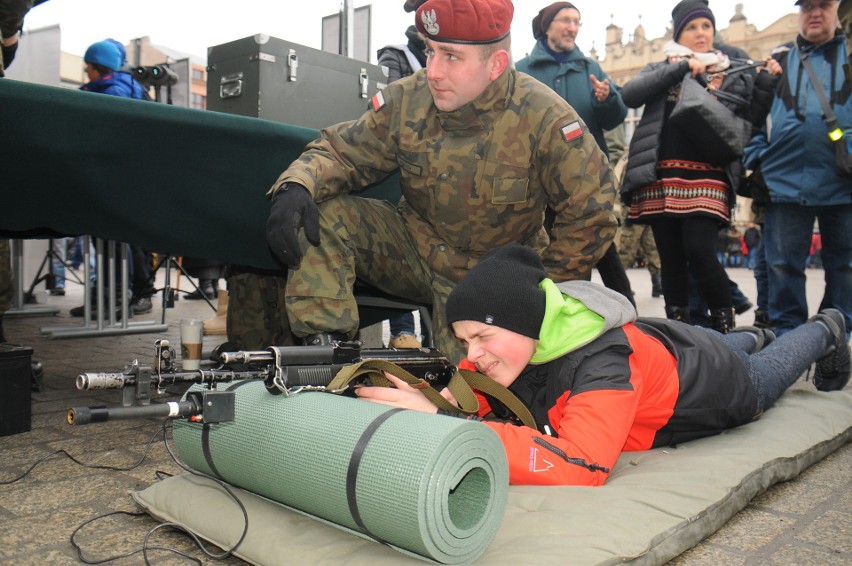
top-left (480, 160), bottom-right (530, 205)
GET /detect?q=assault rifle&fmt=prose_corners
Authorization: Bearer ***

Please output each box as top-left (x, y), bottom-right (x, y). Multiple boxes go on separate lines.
top-left (67, 339), bottom-right (455, 426)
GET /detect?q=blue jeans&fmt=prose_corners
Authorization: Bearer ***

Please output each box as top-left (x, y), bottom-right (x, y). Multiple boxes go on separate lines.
top-left (715, 319), bottom-right (830, 413)
top-left (50, 238), bottom-right (66, 288)
top-left (763, 202), bottom-right (852, 338)
top-left (752, 236), bottom-right (769, 312)
top-left (389, 311), bottom-right (416, 337)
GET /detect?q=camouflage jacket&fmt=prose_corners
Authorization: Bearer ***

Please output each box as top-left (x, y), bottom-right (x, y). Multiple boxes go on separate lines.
top-left (272, 68), bottom-right (616, 283)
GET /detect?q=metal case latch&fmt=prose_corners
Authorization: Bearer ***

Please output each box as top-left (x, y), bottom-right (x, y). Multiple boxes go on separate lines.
top-left (359, 68), bottom-right (369, 99)
top-left (288, 49), bottom-right (298, 82)
top-left (219, 72), bottom-right (243, 99)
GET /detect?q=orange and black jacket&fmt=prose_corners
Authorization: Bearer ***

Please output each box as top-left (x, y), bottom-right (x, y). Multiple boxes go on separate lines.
top-left (466, 316), bottom-right (758, 486)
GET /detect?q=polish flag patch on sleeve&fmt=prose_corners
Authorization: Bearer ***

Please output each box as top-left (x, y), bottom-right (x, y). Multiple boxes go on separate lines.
top-left (371, 91), bottom-right (385, 111)
top-left (561, 120), bottom-right (584, 143)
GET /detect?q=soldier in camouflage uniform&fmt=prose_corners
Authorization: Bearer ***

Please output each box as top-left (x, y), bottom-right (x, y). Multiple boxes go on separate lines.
top-left (266, 0), bottom-right (617, 361)
top-left (618, 216), bottom-right (663, 297)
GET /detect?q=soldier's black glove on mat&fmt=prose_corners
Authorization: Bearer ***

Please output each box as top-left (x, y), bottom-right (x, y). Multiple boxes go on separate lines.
top-left (266, 182), bottom-right (320, 268)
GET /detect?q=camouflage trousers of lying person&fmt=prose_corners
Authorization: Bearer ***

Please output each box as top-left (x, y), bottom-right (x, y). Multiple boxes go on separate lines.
top-left (0, 239), bottom-right (13, 315)
top-left (285, 195), bottom-right (464, 362)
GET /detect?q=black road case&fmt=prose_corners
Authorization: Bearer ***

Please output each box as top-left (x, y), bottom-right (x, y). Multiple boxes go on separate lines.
top-left (206, 34), bottom-right (389, 129)
top-left (0, 344), bottom-right (32, 436)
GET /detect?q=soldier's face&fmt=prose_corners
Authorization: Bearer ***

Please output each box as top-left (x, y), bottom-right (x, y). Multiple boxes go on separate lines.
top-left (452, 320), bottom-right (537, 389)
top-left (798, 0), bottom-right (839, 45)
top-left (424, 39), bottom-right (497, 112)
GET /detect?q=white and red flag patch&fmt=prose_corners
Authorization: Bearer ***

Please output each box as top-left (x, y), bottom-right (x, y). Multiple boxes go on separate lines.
top-left (561, 120), bottom-right (583, 142)
top-left (370, 91), bottom-right (385, 111)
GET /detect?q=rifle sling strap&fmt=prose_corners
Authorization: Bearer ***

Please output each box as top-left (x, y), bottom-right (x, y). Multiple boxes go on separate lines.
top-left (327, 359), bottom-right (537, 430)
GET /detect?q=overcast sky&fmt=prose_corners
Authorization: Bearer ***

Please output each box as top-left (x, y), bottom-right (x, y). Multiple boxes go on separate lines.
top-left (21, 1), bottom-right (796, 64)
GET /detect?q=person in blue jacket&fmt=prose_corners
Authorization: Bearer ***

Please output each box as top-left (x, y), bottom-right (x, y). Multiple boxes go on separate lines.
top-left (73, 39), bottom-right (154, 318)
top-left (81, 39), bottom-right (148, 99)
top-left (743, 0), bottom-right (851, 339)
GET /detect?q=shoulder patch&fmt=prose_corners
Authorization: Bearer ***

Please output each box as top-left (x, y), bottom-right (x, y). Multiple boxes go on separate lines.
top-left (370, 91), bottom-right (386, 111)
top-left (561, 121), bottom-right (584, 143)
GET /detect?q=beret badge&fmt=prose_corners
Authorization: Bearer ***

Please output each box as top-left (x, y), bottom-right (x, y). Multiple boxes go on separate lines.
top-left (421, 9), bottom-right (440, 35)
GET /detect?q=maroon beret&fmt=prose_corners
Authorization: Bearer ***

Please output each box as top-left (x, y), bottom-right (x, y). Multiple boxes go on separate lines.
top-left (415, 0), bottom-right (514, 45)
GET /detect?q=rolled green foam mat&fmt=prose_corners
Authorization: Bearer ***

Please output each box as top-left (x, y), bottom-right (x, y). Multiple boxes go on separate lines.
top-left (172, 381), bottom-right (509, 564)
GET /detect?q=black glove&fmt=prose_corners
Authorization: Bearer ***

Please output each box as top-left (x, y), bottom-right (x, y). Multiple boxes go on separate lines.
top-left (1, 40), bottom-right (18, 69)
top-left (265, 182), bottom-right (321, 267)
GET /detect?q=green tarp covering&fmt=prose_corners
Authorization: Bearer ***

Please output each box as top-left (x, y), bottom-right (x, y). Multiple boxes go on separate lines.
top-left (0, 78), bottom-right (400, 271)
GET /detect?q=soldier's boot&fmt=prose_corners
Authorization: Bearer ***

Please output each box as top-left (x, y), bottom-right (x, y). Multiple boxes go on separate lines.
top-left (664, 305), bottom-right (691, 324)
top-left (0, 314), bottom-right (5, 343)
top-left (710, 307), bottom-right (736, 334)
top-left (303, 332), bottom-right (351, 346)
top-left (651, 273), bottom-right (663, 298)
top-left (203, 290), bottom-right (228, 336)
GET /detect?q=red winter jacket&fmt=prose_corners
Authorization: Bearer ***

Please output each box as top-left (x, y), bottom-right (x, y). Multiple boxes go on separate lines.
top-left (461, 318), bottom-right (757, 486)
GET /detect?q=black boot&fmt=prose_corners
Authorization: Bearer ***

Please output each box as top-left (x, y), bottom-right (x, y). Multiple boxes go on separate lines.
top-left (185, 279), bottom-right (217, 300)
top-left (710, 307), bottom-right (735, 334)
top-left (753, 308), bottom-right (772, 329)
top-left (808, 308), bottom-right (851, 392)
top-left (0, 314), bottom-right (5, 343)
top-left (651, 273), bottom-right (663, 298)
top-left (665, 305), bottom-right (691, 324)
top-left (729, 326), bottom-right (776, 354)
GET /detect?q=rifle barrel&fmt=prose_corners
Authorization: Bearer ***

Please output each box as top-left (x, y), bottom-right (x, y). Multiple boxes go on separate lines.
top-left (67, 400), bottom-right (198, 425)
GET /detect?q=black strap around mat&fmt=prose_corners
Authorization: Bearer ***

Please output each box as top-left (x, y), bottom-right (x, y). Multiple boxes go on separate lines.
top-left (199, 381), bottom-right (253, 480)
top-left (346, 408), bottom-right (404, 543)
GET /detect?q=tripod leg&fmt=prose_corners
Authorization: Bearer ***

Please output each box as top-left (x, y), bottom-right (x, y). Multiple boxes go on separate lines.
top-left (171, 259), bottom-right (217, 313)
top-left (23, 243), bottom-right (53, 304)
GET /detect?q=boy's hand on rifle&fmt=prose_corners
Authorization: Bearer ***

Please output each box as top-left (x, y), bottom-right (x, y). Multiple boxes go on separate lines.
top-left (354, 372), bottom-right (455, 413)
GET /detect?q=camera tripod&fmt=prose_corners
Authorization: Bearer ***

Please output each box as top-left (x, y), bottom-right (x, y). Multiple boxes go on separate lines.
top-left (150, 254), bottom-right (217, 325)
top-left (21, 237), bottom-right (84, 303)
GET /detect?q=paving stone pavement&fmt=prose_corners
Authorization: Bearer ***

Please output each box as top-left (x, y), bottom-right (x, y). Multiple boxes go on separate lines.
top-left (0, 266), bottom-right (848, 565)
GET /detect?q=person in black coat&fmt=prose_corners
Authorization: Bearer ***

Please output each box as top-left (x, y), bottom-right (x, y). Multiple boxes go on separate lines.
top-left (619, 0), bottom-right (781, 333)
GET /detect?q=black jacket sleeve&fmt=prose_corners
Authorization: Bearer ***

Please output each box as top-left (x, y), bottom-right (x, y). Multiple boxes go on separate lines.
top-left (621, 60), bottom-right (690, 108)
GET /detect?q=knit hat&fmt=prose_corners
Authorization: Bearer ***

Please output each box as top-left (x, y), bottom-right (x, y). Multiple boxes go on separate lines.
top-left (446, 243), bottom-right (547, 339)
top-left (671, 0), bottom-right (715, 42)
top-left (415, 0), bottom-right (513, 45)
top-left (404, 0), bottom-right (428, 12)
top-left (84, 40), bottom-right (123, 71)
top-left (105, 38), bottom-right (127, 68)
top-left (532, 2), bottom-right (577, 40)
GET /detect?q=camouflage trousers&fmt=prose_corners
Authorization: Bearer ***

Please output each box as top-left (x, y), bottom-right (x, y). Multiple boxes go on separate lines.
top-left (0, 240), bottom-right (13, 315)
top-left (226, 271), bottom-right (295, 351)
top-left (286, 195), bottom-right (464, 362)
top-left (619, 222), bottom-right (661, 276)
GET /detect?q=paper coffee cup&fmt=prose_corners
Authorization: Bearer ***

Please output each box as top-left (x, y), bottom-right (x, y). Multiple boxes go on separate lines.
top-left (180, 319), bottom-right (203, 370)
